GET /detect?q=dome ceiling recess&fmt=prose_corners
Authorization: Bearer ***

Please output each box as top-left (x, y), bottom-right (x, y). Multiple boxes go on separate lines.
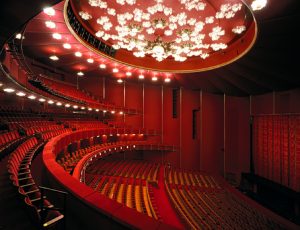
top-left (1, 0), bottom-right (300, 96)
top-left (67, 0), bottom-right (256, 72)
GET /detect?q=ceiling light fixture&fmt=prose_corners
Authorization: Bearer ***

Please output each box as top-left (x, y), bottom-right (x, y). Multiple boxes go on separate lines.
top-left (251, 0), bottom-right (267, 11)
top-left (117, 79), bottom-right (123, 83)
top-left (77, 71), bottom-right (84, 76)
top-left (126, 72), bottom-right (132, 77)
top-left (164, 78), bottom-right (171, 83)
top-left (49, 55), bottom-right (59, 61)
top-left (52, 33), bottom-right (62, 39)
top-left (45, 20), bottom-right (56, 29)
top-left (73, 105), bottom-right (78, 109)
top-left (138, 74), bottom-right (144, 79)
top-left (99, 63), bottom-right (106, 69)
top-left (75, 51), bottom-right (82, 57)
top-left (88, 108), bottom-right (92, 111)
top-left (3, 88), bottom-right (15, 93)
top-left (16, 91), bottom-right (26, 97)
top-left (112, 68), bottom-right (119, 73)
top-left (87, 58), bottom-right (94, 63)
top-left (152, 76), bottom-right (158, 81)
top-left (39, 98), bottom-right (46, 102)
top-left (48, 100), bottom-right (54, 104)
top-left (63, 43), bottom-right (71, 49)
top-left (56, 102), bottom-right (62, 106)
top-left (43, 7), bottom-right (55, 16)
top-left (28, 95), bottom-right (36, 100)
top-left (15, 33), bottom-right (25, 40)
top-left (65, 104), bottom-right (71, 107)
top-left (81, 106), bottom-right (85, 110)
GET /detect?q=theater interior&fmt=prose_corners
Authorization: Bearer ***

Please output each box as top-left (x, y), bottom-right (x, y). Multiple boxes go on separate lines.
top-left (0, 0), bottom-right (300, 229)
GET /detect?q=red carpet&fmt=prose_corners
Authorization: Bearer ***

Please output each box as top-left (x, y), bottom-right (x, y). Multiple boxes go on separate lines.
top-left (151, 167), bottom-right (184, 229)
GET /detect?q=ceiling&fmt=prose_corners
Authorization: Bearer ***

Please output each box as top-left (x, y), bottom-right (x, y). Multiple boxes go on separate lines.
top-left (1, 0), bottom-right (300, 96)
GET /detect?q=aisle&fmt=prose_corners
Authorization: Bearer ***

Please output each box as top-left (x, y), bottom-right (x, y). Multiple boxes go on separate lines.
top-left (151, 166), bottom-right (184, 229)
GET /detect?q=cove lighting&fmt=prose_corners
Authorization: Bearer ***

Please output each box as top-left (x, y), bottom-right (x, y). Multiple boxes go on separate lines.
top-left (77, 71), bottom-right (84, 76)
top-left (3, 88), bottom-right (15, 93)
top-left (45, 20), bottom-right (56, 29)
top-left (49, 55), bottom-right (59, 61)
top-left (63, 43), bottom-right (71, 49)
top-left (52, 33), bottom-right (62, 40)
top-left (16, 91), bottom-right (26, 97)
top-left (75, 51), bottom-right (82, 57)
top-left (39, 98), bottom-right (46, 102)
top-left (99, 64), bottom-right (106, 69)
top-left (43, 7), bottom-right (55, 16)
top-left (28, 95), bottom-right (36, 100)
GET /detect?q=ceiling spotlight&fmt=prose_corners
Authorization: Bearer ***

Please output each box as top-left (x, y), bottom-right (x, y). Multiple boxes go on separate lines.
top-left (95, 109), bottom-right (99, 112)
top-left (119, 111), bottom-right (123, 115)
top-left (117, 79), bottom-right (123, 83)
top-left (103, 110), bottom-right (107, 113)
top-left (43, 7), bottom-right (55, 16)
top-left (87, 58), bottom-right (94, 63)
top-left (16, 91), bottom-right (26, 97)
top-left (112, 68), bottom-right (119, 73)
top-left (99, 64), bottom-right (106, 69)
top-left (28, 95), bottom-right (36, 100)
top-left (77, 71), bottom-right (84, 76)
top-left (152, 76), bottom-right (158, 81)
top-left (45, 20), bottom-right (56, 29)
top-left (3, 88), bottom-right (15, 93)
top-left (138, 74), bottom-right (144, 79)
top-left (48, 100), bottom-right (54, 104)
top-left (56, 102), bottom-right (62, 106)
top-left (251, 0), bottom-right (267, 11)
top-left (15, 33), bottom-right (24, 40)
top-left (75, 51), bottom-right (82, 57)
top-left (73, 105), bottom-right (78, 109)
top-left (164, 78), bottom-right (171, 83)
top-left (126, 72), bottom-right (132, 77)
top-left (52, 33), bottom-right (62, 40)
top-left (63, 43), bottom-right (71, 49)
top-left (111, 110), bottom-right (115, 114)
top-left (49, 55), bottom-right (59, 61)
top-left (81, 106), bottom-right (85, 110)
top-left (88, 108), bottom-right (92, 111)
top-left (39, 98), bottom-right (46, 102)
top-left (65, 104), bottom-right (71, 108)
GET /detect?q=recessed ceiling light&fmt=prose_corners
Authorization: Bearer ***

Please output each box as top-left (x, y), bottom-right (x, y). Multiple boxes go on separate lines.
top-left (39, 98), bottom-right (46, 102)
top-left (164, 78), bottom-right (171, 83)
top-left (126, 72), bottom-right (132, 77)
top-left (112, 68), bottom-right (119, 73)
top-left (63, 43), bottom-right (71, 49)
top-left (49, 55), bottom-right (59, 61)
top-left (152, 76), bottom-right (158, 81)
top-left (28, 95), bottom-right (36, 100)
top-left (43, 7), bottom-right (55, 16)
top-left (77, 71), bottom-right (84, 76)
top-left (87, 58), bottom-right (94, 63)
top-left (45, 20), bottom-right (56, 29)
top-left (15, 33), bottom-right (25, 40)
top-left (138, 74), bottom-right (144, 79)
top-left (56, 102), bottom-right (62, 106)
top-left (52, 33), bottom-right (62, 40)
top-left (16, 91), bottom-right (26, 97)
top-left (99, 64), bottom-right (106, 69)
top-left (3, 88), bottom-right (15, 93)
top-left (117, 79), bottom-right (123, 83)
top-left (75, 51), bottom-right (82, 57)
top-left (65, 104), bottom-right (70, 107)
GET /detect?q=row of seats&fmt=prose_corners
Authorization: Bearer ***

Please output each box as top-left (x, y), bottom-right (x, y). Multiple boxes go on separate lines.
top-left (7, 137), bottom-right (64, 228)
top-left (0, 130), bottom-right (20, 147)
top-left (86, 160), bottom-right (160, 184)
top-left (166, 167), bottom-right (220, 189)
top-left (41, 128), bottom-right (72, 141)
top-left (165, 175), bottom-right (284, 229)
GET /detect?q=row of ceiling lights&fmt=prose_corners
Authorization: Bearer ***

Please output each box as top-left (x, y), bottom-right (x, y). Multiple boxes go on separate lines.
top-left (0, 82), bottom-right (125, 115)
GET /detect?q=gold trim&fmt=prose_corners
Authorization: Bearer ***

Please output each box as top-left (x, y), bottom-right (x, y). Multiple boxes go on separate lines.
top-left (64, 0), bottom-right (258, 74)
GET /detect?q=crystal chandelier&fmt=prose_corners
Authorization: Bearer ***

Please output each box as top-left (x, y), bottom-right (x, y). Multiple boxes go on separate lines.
top-left (85, 0), bottom-right (246, 62)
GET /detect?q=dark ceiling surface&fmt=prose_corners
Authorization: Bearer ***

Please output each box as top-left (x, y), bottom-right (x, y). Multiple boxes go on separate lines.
top-left (1, 0), bottom-right (300, 96)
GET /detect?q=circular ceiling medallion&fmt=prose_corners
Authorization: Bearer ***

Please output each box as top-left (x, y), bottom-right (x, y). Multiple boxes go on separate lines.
top-left (65, 0), bottom-right (257, 73)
